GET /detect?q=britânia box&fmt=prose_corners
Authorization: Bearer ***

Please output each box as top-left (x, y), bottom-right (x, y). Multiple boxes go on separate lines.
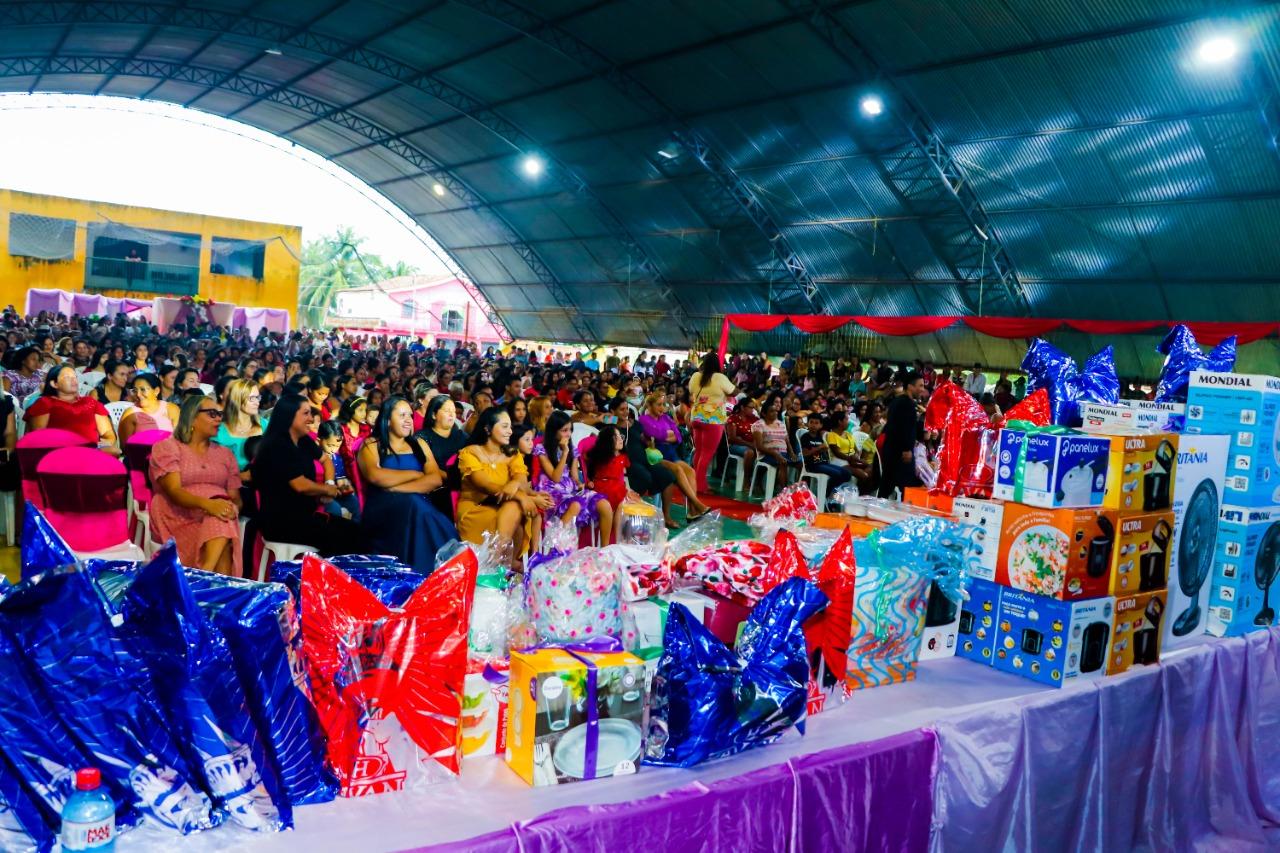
top-left (1209, 504), bottom-right (1280, 637)
top-left (994, 429), bottom-right (1111, 508)
top-left (1108, 590), bottom-right (1166, 675)
top-left (996, 503), bottom-right (1118, 600)
top-left (506, 648), bottom-right (646, 786)
top-left (1164, 435), bottom-right (1229, 648)
top-left (1092, 432), bottom-right (1179, 513)
top-left (955, 578), bottom-right (1003, 666)
top-left (991, 589), bottom-right (1114, 687)
top-left (1110, 510), bottom-right (1175, 595)
top-left (952, 497), bottom-right (1005, 582)
top-left (1185, 369), bottom-right (1280, 508)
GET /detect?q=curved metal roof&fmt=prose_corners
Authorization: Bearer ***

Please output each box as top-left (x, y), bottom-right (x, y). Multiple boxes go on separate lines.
top-left (1, 0), bottom-right (1277, 351)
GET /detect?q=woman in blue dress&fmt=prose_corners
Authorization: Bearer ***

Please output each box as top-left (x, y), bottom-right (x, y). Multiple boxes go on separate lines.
top-left (357, 396), bottom-right (458, 573)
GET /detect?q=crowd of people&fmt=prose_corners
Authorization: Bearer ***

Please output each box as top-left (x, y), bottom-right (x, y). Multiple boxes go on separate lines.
top-left (0, 305), bottom-right (1161, 577)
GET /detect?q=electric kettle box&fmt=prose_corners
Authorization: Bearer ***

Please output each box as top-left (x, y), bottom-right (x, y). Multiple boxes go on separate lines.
top-left (951, 497), bottom-right (1005, 582)
top-left (1185, 369), bottom-right (1280, 508)
top-left (1108, 590), bottom-right (1167, 675)
top-left (990, 589), bottom-right (1114, 688)
top-left (1091, 432), bottom-right (1179, 513)
top-left (1208, 504), bottom-right (1280, 637)
top-left (993, 429), bottom-right (1110, 508)
top-left (507, 648), bottom-right (647, 786)
top-left (1163, 434), bottom-right (1229, 649)
top-left (1109, 510), bottom-right (1175, 595)
top-left (955, 578), bottom-right (1003, 666)
top-left (996, 504), bottom-right (1118, 601)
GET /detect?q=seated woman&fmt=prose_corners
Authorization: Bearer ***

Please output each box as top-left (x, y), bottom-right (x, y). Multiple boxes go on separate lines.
top-left (752, 394), bottom-right (799, 484)
top-left (250, 393), bottom-right (366, 556)
top-left (638, 392), bottom-right (682, 462)
top-left (213, 379), bottom-right (264, 474)
top-left (3, 346), bottom-right (46, 400)
top-left (418, 393), bottom-right (469, 517)
top-left (456, 408), bottom-right (552, 554)
top-left (608, 397), bottom-right (709, 527)
top-left (148, 395), bottom-right (243, 575)
top-left (357, 397), bottom-right (457, 573)
top-left (118, 373), bottom-right (180, 444)
top-left (92, 359), bottom-right (131, 405)
top-left (534, 411), bottom-right (613, 536)
top-left (25, 364), bottom-right (119, 454)
top-left (570, 390), bottom-right (605, 427)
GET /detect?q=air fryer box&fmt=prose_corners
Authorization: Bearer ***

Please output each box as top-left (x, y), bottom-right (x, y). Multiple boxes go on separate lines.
top-left (955, 578), bottom-right (1002, 666)
top-left (996, 503), bottom-right (1118, 600)
top-left (991, 590), bottom-right (1114, 688)
top-left (1163, 435), bottom-right (1229, 649)
top-left (1110, 510), bottom-right (1175, 595)
top-left (1108, 590), bottom-right (1167, 675)
top-left (994, 429), bottom-right (1110, 508)
top-left (1208, 504), bottom-right (1280, 637)
top-left (951, 497), bottom-right (1005, 582)
top-left (918, 581), bottom-right (962, 661)
top-left (1185, 369), bottom-right (1280, 508)
top-left (1091, 432), bottom-right (1179, 513)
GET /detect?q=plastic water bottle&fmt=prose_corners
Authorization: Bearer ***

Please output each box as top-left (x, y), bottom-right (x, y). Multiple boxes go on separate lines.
top-left (60, 768), bottom-right (116, 851)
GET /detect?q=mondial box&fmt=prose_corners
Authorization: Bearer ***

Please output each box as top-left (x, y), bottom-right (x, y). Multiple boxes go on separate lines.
top-left (1209, 505), bottom-right (1280, 637)
top-left (1185, 369), bottom-right (1280, 508)
top-left (1079, 400), bottom-right (1185, 433)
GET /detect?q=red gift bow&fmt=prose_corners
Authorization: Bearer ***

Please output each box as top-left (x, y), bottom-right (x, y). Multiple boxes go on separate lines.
top-left (804, 526), bottom-right (857, 681)
top-left (923, 383), bottom-right (1051, 497)
top-left (760, 529), bottom-right (811, 596)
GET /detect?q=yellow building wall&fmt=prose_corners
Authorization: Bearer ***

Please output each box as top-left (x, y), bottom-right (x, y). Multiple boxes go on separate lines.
top-left (0, 188), bottom-right (300, 319)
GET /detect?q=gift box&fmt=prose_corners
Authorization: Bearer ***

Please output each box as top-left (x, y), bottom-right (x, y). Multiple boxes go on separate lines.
top-left (1092, 432), bottom-right (1178, 513)
top-left (955, 578), bottom-right (1003, 665)
top-left (996, 503), bottom-right (1118, 600)
top-left (994, 427), bottom-right (1110, 508)
top-left (1110, 510), bottom-right (1175, 595)
top-left (528, 548), bottom-right (625, 644)
top-left (990, 589), bottom-right (1114, 687)
top-left (613, 544), bottom-right (674, 602)
top-left (803, 528), bottom-right (855, 711)
top-left (1079, 400), bottom-right (1185, 433)
top-left (671, 539), bottom-right (774, 607)
top-left (506, 645), bottom-right (647, 786)
top-left (1185, 369), bottom-right (1280, 508)
top-left (629, 592), bottom-right (709, 649)
top-left (1209, 504), bottom-right (1280, 636)
top-left (461, 659), bottom-right (509, 760)
top-left (1164, 435), bottom-right (1229, 648)
top-left (1108, 590), bottom-right (1166, 675)
top-left (951, 497), bottom-right (1005, 582)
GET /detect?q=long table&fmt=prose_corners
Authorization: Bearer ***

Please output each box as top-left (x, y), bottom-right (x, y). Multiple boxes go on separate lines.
top-left (115, 629), bottom-right (1280, 852)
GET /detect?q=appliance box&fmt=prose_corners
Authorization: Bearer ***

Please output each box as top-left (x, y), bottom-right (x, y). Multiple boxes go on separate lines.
top-left (918, 581), bottom-right (962, 661)
top-left (1110, 510), bottom-right (1175, 595)
top-left (1209, 504), bottom-right (1280, 637)
top-left (951, 497), bottom-right (1006, 582)
top-left (990, 589), bottom-right (1115, 688)
top-left (1109, 590), bottom-right (1167, 675)
top-left (1185, 369), bottom-right (1280, 508)
top-left (1163, 435), bottom-right (1229, 649)
top-left (1079, 400), bottom-right (1185, 433)
top-left (994, 429), bottom-right (1111, 508)
top-left (955, 578), bottom-right (1003, 666)
top-left (996, 503), bottom-right (1118, 600)
top-left (1090, 432), bottom-right (1179, 513)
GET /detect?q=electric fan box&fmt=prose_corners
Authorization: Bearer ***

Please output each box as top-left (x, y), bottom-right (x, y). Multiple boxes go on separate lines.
top-left (1185, 369), bottom-right (1280, 508)
top-left (1208, 504), bottom-right (1280, 637)
top-left (1108, 590), bottom-right (1167, 675)
top-left (951, 497), bottom-right (1005, 582)
top-left (955, 578), bottom-right (1003, 666)
top-left (996, 504), bottom-right (1118, 601)
top-left (993, 429), bottom-right (1111, 508)
top-left (990, 589), bottom-right (1115, 688)
top-left (1163, 435), bottom-right (1229, 649)
top-left (1109, 510), bottom-right (1175, 595)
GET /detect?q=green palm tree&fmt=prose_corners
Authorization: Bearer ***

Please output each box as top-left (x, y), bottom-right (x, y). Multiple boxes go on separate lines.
top-left (297, 227), bottom-right (387, 328)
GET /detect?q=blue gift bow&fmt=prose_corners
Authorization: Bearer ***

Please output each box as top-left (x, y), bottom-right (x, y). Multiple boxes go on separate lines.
top-left (1021, 339), bottom-right (1119, 425)
top-left (1155, 324), bottom-right (1237, 404)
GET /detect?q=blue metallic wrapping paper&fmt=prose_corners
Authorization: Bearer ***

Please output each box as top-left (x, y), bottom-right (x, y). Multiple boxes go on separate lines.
top-left (117, 545), bottom-right (291, 832)
top-left (1021, 339), bottom-right (1120, 426)
top-left (1155, 324), bottom-right (1237, 403)
top-left (271, 555), bottom-right (424, 610)
top-left (0, 750), bottom-right (56, 853)
top-left (18, 503), bottom-right (75, 580)
top-left (644, 577), bottom-right (828, 768)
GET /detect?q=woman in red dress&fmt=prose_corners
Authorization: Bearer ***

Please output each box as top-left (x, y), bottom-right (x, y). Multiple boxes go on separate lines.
top-left (584, 424), bottom-right (631, 511)
top-left (24, 364), bottom-right (118, 452)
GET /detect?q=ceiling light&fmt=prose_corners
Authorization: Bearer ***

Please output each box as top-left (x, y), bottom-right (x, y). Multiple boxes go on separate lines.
top-left (264, 46), bottom-right (283, 56)
top-left (656, 143), bottom-right (680, 160)
top-left (432, 182), bottom-right (446, 197)
top-left (859, 94), bottom-right (884, 117)
top-left (520, 154), bottom-right (545, 178)
top-left (1196, 35), bottom-right (1240, 66)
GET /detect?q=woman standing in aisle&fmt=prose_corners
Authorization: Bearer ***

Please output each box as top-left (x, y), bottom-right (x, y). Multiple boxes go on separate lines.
top-left (687, 352), bottom-right (735, 493)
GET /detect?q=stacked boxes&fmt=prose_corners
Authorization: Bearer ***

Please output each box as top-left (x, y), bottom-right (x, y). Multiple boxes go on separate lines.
top-left (1109, 591), bottom-right (1167, 675)
top-left (955, 578), bottom-right (1003, 665)
top-left (1209, 506), bottom-right (1280, 637)
top-left (1110, 511), bottom-right (1175, 595)
top-left (990, 589), bottom-right (1114, 688)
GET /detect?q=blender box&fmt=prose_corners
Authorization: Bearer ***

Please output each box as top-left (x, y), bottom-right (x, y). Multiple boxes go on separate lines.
top-left (918, 581), bottom-right (962, 661)
top-left (506, 648), bottom-right (647, 787)
top-left (1079, 400), bottom-right (1185, 433)
top-left (955, 578), bottom-right (1003, 666)
top-left (952, 497), bottom-right (1005, 581)
top-left (991, 589), bottom-right (1114, 688)
top-left (462, 659), bottom-right (509, 760)
top-left (996, 503), bottom-right (1118, 600)
top-left (1108, 590), bottom-right (1167, 675)
top-left (1164, 435), bottom-right (1229, 648)
top-left (1208, 504), bottom-right (1280, 637)
top-left (1185, 369), bottom-right (1280, 508)
top-left (1109, 510), bottom-right (1175, 595)
top-left (994, 429), bottom-right (1111, 508)
top-left (1091, 432), bottom-right (1178, 513)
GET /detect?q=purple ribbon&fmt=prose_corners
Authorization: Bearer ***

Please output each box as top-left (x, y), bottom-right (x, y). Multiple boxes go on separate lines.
top-left (520, 636), bottom-right (622, 780)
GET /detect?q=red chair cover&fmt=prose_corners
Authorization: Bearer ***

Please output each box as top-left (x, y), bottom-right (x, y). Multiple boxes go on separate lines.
top-left (17, 429), bottom-right (93, 509)
top-left (37, 447), bottom-right (129, 551)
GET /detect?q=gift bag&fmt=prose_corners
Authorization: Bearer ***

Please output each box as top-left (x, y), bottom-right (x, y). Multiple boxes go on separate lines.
top-left (528, 547), bottom-right (626, 644)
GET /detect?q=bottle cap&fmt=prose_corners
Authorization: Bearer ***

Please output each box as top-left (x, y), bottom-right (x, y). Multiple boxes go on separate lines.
top-left (75, 768), bottom-right (101, 790)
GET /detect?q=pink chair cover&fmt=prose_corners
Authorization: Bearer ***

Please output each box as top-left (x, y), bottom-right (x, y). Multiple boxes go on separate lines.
top-left (123, 429), bottom-right (171, 507)
top-left (37, 447), bottom-right (129, 551)
top-left (17, 429), bottom-right (94, 509)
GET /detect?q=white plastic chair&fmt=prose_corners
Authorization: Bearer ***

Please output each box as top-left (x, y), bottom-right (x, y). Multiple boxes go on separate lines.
top-left (570, 421), bottom-right (599, 453)
top-left (78, 372), bottom-right (105, 396)
top-left (748, 455), bottom-right (782, 503)
top-left (794, 428), bottom-right (830, 509)
top-left (105, 401), bottom-right (133, 435)
top-left (256, 535), bottom-right (312, 583)
top-left (198, 383), bottom-right (215, 396)
top-left (0, 491), bottom-right (14, 545)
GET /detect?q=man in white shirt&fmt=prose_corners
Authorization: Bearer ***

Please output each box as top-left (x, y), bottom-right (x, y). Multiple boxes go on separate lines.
top-left (964, 363), bottom-right (987, 397)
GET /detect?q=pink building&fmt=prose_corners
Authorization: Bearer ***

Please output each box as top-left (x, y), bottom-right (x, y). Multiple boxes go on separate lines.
top-left (327, 275), bottom-right (506, 348)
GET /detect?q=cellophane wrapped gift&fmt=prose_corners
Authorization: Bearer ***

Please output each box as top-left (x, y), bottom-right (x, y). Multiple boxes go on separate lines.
top-left (612, 544), bottom-right (674, 602)
top-left (616, 497), bottom-right (666, 550)
top-left (1022, 338), bottom-right (1120, 426)
top-left (17, 502), bottom-right (75, 581)
top-left (803, 527), bottom-right (856, 714)
top-left (528, 547), bottom-right (628, 644)
top-left (301, 547), bottom-right (478, 797)
top-left (0, 751), bottom-right (56, 853)
top-left (271, 554), bottom-right (423, 612)
top-left (673, 529), bottom-right (812, 607)
top-left (116, 545), bottom-right (290, 831)
top-left (1155, 324), bottom-right (1236, 404)
top-left (748, 482), bottom-right (818, 529)
top-left (645, 577), bottom-right (827, 767)
top-left (846, 517), bottom-right (980, 691)
top-left (924, 383), bottom-right (1053, 498)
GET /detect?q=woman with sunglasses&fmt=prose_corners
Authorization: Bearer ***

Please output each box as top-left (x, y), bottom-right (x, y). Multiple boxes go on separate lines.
top-left (250, 393), bottom-right (366, 557)
top-left (147, 395), bottom-right (243, 575)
